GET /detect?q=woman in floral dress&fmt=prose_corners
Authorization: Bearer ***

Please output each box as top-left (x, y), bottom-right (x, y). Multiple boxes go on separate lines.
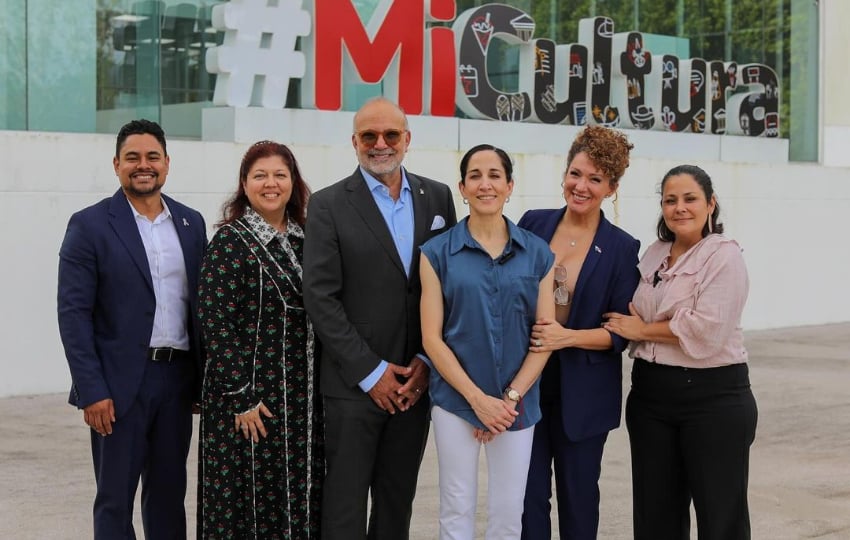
top-left (197, 141), bottom-right (322, 539)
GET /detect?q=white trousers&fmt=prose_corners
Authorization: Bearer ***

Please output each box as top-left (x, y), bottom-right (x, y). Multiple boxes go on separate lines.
top-left (431, 405), bottom-right (535, 540)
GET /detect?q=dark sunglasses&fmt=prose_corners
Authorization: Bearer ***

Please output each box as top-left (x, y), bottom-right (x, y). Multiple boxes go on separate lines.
top-left (356, 129), bottom-right (405, 146)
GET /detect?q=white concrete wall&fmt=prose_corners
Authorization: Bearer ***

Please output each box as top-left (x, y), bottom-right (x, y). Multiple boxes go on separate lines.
top-left (2, 106), bottom-right (849, 398)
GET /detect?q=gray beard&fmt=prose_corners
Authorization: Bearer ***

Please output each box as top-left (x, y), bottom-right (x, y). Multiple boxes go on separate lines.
top-left (359, 155), bottom-right (403, 177)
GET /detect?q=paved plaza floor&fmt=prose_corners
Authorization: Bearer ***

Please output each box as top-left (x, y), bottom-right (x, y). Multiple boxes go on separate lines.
top-left (2, 323), bottom-right (849, 539)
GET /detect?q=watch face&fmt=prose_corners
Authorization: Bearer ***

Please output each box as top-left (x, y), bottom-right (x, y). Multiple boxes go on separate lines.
top-left (507, 389), bottom-right (520, 402)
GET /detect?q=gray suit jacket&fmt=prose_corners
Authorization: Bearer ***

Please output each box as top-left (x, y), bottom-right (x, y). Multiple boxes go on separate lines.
top-left (303, 168), bottom-right (457, 399)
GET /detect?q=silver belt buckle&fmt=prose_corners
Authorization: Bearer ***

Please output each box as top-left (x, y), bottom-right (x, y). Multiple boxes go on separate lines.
top-left (151, 347), bottom-right (173, 362)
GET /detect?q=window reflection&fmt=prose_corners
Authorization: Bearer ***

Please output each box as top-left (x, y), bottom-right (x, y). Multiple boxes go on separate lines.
top-left (97, 1), bottom-right (225, 132)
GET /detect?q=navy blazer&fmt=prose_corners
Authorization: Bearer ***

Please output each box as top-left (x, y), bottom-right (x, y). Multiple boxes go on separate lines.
top-left (58, 189), bottom-right (206, 418)
top-left (518, 207), bottom-right (639, 440)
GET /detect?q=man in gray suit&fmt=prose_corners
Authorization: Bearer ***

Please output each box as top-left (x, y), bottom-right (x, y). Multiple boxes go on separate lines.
top-left (303, 97), bottom-right (456, 540)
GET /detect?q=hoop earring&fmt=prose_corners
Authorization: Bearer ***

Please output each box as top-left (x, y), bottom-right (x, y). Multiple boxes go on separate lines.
top-left (607, 191), bottom-right (621, 223)
top-left (505, 197), bottom-right (510, 203)
top-left (462, 198), bottom-right (468, 205)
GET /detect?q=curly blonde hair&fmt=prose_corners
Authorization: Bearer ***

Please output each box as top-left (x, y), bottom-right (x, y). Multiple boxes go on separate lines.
top-left (566, 125), bottom-right (633, 184)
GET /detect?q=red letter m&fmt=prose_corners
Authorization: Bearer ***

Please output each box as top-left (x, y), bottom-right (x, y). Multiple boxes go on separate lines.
top-left (304, 0), bottom-right (427, 113)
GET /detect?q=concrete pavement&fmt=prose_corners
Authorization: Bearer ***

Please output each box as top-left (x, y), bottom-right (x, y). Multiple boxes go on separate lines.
top-left (2, 323), bottom-right (849, 539)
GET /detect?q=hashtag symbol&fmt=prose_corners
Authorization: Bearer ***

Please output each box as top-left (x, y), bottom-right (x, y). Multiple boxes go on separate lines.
top-left (207, 0), bottom-right (311, 108)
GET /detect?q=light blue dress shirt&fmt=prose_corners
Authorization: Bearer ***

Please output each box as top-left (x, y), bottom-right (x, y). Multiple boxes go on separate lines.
top-left (358, 167), bottom-right (415, 391)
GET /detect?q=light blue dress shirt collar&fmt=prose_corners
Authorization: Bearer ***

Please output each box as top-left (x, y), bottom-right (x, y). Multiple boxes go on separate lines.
top-left (356, 167), bottom-right (415, 391)
top-left (359, 166), bottom-right (415, 277)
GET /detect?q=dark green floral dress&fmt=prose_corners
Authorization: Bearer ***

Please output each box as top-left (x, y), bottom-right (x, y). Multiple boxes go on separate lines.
top-left (197, 208), bottom-right (322, 539)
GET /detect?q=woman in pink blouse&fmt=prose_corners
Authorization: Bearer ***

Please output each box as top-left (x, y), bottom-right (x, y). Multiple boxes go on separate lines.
top-left (603, 164), bottom-right (757, 540)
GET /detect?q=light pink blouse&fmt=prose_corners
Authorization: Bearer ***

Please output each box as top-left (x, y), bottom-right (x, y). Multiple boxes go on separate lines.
top-left (629, 234), bottom-right (749, 368)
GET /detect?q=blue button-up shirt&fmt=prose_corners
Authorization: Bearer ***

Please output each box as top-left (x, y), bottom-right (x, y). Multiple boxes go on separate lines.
top-left (358, 167), bottom-right (416, 391)
top-left (421, 216), bottom-right (554, 430)
top-left (361, 167), bottom-right (415, 276)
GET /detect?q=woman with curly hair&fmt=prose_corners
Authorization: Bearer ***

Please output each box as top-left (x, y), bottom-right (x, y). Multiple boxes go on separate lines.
top-left (519, 126), bottom-right (640, 539)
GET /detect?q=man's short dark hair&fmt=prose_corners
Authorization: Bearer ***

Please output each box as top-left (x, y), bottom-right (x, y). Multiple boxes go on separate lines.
top-left (116, 119), bottom-right (167, 157)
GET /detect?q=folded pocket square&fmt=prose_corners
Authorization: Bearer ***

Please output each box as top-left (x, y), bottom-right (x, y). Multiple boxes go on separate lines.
top-left (430, 215), bottom-right (446, 230)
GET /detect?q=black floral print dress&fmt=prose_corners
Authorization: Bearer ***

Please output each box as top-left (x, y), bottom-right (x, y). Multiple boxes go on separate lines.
top-left (197, 208), bottom-right (322, 539)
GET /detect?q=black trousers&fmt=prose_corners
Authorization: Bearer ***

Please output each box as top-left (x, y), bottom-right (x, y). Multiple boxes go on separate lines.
top-left (321, 394), bottom-right (430, 540)
top-left (626, 359), bottom-right (758, 540)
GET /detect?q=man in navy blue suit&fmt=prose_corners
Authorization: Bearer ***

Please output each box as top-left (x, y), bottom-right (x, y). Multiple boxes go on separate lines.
top-left (58, 119), bottom-right (206, 539)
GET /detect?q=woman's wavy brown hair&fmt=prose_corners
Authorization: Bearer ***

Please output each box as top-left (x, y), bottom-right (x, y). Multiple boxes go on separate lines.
top-left (218, 141), bottom-right (311, 228)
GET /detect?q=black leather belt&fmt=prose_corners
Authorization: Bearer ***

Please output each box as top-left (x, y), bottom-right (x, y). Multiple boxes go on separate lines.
top-left (148, 347), bottom-right (188, 362)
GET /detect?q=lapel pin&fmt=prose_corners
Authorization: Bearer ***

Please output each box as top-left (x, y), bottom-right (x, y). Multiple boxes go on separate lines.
top-left (594, 245), bottom-right (602, 253)
top-left (419, 188), bottom-right (424, 195)
top-left (183, 218), bottom-right (189, 227)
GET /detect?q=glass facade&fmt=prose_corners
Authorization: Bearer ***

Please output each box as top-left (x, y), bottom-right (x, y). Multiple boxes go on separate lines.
top-left (96, 0), bottom-right (225, 137)
top-left (0, 0), bottom-right (819, 160)
top-left (0, 0), bottom-right (226, 137)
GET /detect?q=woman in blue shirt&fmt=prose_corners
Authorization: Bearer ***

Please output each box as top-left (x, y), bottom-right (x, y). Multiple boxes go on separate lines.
top-left (420, 144), bottom-right (555, 540)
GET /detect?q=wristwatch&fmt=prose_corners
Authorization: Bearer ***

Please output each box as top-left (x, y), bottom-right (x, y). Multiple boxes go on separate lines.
top-left (504, 386), bottom-right (521, 402)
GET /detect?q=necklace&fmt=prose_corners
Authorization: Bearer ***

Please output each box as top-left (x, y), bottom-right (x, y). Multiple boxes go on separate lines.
top-left (559, 218), bottom-right (593, 248)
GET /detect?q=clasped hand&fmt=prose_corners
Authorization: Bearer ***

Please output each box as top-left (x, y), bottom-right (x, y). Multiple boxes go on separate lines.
top-left (471, 393), bottom-right (518, 436)
top-left (368, 356), bottom-right (429, 414)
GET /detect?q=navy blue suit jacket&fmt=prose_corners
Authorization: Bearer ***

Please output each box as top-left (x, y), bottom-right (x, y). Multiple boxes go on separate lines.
top-left (518, 208), bottom-right (639, 440)
top-left (58, 189), bottom-right (206, 418)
